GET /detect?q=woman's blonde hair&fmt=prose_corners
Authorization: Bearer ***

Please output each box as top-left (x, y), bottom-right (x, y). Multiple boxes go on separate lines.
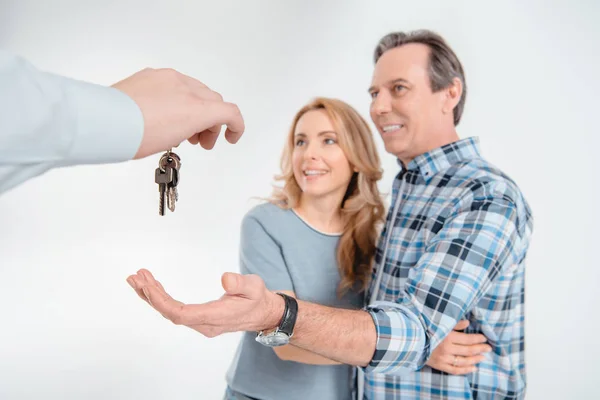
top-left (270, 97), bottom-right (386, 295)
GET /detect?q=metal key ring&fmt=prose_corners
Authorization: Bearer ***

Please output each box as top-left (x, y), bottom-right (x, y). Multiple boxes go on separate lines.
top-left (159, 153), bottom-right (181, 170)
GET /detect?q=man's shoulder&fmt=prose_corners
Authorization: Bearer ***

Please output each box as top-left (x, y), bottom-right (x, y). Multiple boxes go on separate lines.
top-left (449, 158), bottom-right (527, 204)
top-left (445, 158), bottom-right (534, 232)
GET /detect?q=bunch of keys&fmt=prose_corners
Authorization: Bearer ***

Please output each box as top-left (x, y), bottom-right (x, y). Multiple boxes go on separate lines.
top-left (154, 149), bottom-right (181, 216)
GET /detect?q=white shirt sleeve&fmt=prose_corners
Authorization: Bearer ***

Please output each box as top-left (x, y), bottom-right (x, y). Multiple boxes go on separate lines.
top-left (0, 50), bottom-right (144, 194)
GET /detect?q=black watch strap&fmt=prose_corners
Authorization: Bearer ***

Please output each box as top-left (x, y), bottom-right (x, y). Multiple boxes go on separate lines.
top-left (276, 292), bottom-right (298, 336)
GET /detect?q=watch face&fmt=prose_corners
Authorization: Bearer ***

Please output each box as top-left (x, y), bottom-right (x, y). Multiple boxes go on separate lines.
top-left (256, 331), bottom-right (289, 347)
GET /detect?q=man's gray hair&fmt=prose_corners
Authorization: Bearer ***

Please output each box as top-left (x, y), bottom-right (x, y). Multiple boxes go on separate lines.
top-left (374, 30), bottom-right (467, 125)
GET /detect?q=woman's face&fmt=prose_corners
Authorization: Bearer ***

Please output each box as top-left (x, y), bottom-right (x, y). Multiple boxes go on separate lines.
top-left (292, 110), bottom-right (354, 203)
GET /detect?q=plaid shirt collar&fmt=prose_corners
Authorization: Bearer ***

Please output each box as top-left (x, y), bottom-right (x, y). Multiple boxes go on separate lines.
top-left (397, 136), bottom-right (482, 183)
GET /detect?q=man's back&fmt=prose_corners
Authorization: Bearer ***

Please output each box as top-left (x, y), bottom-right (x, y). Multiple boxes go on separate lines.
top-left (364, 137), bottom-right (533, 399)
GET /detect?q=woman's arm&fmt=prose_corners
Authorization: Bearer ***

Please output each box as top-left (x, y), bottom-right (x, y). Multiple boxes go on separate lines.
top-left (273, 344), bottom-right (341, 365)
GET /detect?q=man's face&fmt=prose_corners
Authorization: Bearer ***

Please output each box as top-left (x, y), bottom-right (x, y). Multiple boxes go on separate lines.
top-left (369, 43), bottom-right (448, 164)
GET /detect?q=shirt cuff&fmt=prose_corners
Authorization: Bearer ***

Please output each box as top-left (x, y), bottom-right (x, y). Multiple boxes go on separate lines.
top-left (362, 301), bottom-right (428, 375)
top-left (57, 76), bottom-right (144, 166)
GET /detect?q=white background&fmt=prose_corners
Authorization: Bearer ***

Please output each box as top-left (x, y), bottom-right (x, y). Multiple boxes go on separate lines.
top-left (0, 0), bottom-right (598, 399)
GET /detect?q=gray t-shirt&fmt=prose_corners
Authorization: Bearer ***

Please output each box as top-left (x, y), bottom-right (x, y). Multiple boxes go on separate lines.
top-left (225, 202), bottom-right (363, 400)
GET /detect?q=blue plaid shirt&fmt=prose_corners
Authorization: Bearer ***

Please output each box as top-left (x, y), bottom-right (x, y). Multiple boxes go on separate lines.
top-left (361, 137), bottom-right (533, 399)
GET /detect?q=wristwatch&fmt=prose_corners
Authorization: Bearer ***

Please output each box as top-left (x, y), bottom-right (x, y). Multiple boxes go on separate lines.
top-left (255, 292), bottom-right (298, 347)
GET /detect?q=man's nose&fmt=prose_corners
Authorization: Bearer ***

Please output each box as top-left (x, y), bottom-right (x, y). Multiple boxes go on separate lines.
top-left (372, 90), bottom-right (392, 115)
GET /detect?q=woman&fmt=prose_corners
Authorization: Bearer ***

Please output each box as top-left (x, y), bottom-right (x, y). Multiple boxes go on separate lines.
top-left (223, 98), bottom-right (488, 400)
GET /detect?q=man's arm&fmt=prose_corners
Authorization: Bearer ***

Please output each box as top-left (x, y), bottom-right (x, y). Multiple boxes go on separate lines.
top-left (289, 300), bottom-right (377, 367)
top-left (0, 50), bottom-right (245, 195)
top-left (271, 290), bottom-right (341, 365)
top-left (0, 50), bottom-right (143, 194)
top-left (127, 188), bottom-right (526, 373)
top-left (286, 191), bottom-right (525, 373)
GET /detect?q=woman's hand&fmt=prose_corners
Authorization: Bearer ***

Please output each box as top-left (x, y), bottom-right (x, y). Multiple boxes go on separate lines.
top-left (426, 320), bottom-right (492, 375)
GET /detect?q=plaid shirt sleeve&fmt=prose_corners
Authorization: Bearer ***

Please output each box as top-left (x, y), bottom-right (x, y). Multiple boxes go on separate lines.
top-left (364, 187), bottom-right (523, 375)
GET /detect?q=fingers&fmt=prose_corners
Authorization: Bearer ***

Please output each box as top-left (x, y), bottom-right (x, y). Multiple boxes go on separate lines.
top-left (187, 127), bottom-right (219, 148)
top-left (175, 71), bottom-right (243, 149)
top-left (444, 364), bottom-right (477, 375)
top-left (427, 358), bottom-right (476, 375)
top-left (449, 354), bottom-right (487, 368)
top-left (450, 331), bottom-right (489, 346)
top-left (428, 353), bottom-right (485, 375)
top-left (428, 328), bottom-right (492, 375)
top-left (224, 124), bottom-right (243, 144)
top-left (221, 272), bottom-right (241, 294)
top-left (221, 273), bottom-right (266, 299)
top-left (189, 101), bottom-right (244, 146)
top-left (120, 66), bottom-right (245, 158)
top-left (196, 124), bottom-right (223, 150)
top-left (126, 275), bottom-right (150, 304)
top-left (126, 270), bottom-right (178, 312)
top-left (192, 92), bottom-right (224, 149)
top-left (450, 342), bottom-right (493, 357)
top-left (127, 270), bottom-right (262, 335)
top-left (453, 319), bottom-right (470, 331)
top-left (136, 268), bottom-right (154, 283)
top-left (140, 284), bottom-right (181, 316)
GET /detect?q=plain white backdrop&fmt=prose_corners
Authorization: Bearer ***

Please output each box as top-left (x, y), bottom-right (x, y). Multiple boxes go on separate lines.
top-left (0, 0), bottom-right (597, 399)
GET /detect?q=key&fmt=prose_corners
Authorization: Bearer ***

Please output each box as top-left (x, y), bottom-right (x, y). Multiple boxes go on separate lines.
top-left (163, 153), bottom-right (180, 212)
top-left (158, 151), bottom-right (181, 214)
top-left (155, 163), bottom-right (174, 216)
top-left (167, 186), bottom-right (177, 212)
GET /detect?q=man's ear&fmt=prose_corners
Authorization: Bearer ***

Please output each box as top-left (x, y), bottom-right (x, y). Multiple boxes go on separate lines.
top-left (442, 77), bottom-right (463, 115)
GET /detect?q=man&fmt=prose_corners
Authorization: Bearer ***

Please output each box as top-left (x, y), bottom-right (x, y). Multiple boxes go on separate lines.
top-left (128, 29), bottom-right (533, 399)
top-left (0, 51), bottom-right (245, 195)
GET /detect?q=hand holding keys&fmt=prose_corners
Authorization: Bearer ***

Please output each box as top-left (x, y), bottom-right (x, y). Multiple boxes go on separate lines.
top-left (112, 68), bottom-right (247, 216)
